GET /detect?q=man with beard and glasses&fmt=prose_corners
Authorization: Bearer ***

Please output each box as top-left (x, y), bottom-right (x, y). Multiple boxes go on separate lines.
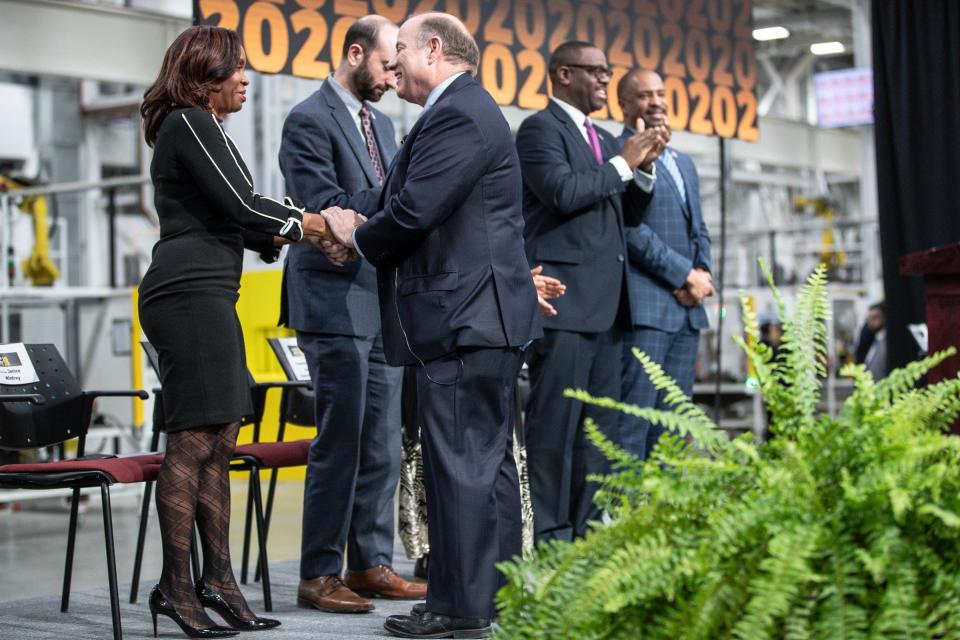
top-left (278, 15), bottom-right (426, 614)
top-left (616, 68), bottom-right (714, 461)
top-left (517, 42), bottom-right (668, 543)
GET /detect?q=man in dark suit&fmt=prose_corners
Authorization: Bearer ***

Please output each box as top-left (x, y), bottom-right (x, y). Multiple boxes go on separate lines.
top-left (616, 68), bottom-right (714, 459)
top-left (517, 42), bottom-right (666, 543)
top-left (278, 15), bottom-right (425, 614)
top-left (323, 12), bottom-right (542, 638)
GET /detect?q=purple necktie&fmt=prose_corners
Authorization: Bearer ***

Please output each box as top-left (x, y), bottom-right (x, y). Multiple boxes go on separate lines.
top-left (584, 118), bottom-right (603, 165)
top-left (360, 105), bottom-right (385, 185)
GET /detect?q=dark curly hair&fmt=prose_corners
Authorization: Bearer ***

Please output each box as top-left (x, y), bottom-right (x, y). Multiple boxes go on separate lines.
top-left (141, 25), bottom-right (243, 146)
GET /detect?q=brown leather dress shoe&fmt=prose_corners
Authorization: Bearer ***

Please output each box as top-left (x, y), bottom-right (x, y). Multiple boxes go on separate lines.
top-left (297, 575), bottom-right (374, 613)
top-left (345, 565), bottom-right (428, 600)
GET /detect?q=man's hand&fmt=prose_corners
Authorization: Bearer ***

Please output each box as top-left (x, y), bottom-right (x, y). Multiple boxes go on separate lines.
top-left (531, 265), bottom-right (566, 299)
top-left (300, 211), bottom-right (356, 266)
top-left (537, 294), bottom-right (558, 317)
top-left (531, 265), bottom-right (566, 317)
top-left (683, 267), bottom-right (715, 304)
top-left (673, 288), bottom-right (700, 307)
top-left (618, 118), bottom-right (669, 172)
top-left (320, 207), bottom-right (366, 250)
top-left (640, 121), bottom-right (670, 169)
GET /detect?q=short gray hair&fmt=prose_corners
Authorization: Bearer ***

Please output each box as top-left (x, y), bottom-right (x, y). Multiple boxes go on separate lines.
top-left (413, 14), bottom-right (479, 70)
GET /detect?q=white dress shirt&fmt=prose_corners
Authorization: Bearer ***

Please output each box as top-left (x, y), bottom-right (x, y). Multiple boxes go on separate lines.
top-left (549, 97), bottom-right (655, 193)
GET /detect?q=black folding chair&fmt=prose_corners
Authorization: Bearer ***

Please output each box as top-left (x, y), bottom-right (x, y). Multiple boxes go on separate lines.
top-left (0, 343), bottom-right (151, 640)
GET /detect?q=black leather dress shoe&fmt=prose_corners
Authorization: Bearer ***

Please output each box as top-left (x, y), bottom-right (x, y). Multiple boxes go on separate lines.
top-left (384, 612), bottom-right (491, 638)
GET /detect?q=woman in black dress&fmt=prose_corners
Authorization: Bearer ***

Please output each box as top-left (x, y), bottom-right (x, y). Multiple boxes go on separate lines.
top-left (139, 26), bottom-right (345, 638)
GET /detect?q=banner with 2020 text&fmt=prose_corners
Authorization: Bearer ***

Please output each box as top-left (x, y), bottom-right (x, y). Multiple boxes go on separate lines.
top-left (194, 0), bottom-right (758, 140)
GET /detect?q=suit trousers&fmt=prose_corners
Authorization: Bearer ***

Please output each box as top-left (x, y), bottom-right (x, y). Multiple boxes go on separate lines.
top-left (416, 346), bottom-right (525, 620)
top-left (524, 328), bottom-right (621, 542)
top-left (297, 331), bottom-right (403, 579)
top-left (620, 325), bottom-right (699, 459)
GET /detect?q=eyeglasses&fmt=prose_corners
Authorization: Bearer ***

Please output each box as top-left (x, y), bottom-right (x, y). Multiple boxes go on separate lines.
top-left (564, 64), bottom-right (613, 80)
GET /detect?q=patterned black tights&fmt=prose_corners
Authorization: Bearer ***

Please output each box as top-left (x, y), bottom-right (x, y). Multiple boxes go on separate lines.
top-left (156, 422), bottom-right (255, 629)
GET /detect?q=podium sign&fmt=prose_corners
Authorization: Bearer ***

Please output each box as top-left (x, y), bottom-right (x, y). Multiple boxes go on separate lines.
top-left (194, 0), bottom-right (758, 140)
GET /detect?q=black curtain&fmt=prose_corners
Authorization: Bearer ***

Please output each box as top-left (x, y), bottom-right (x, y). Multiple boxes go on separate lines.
top-left (872, 0), bottom-right (960, 371)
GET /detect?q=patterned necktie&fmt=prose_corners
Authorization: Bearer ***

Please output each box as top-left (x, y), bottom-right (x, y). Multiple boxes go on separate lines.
top-left (359, 105), bottom-right (385, 185)
top-left (661, 148), bottom-right (686, 204)
top-left (583, 118), bottom-right (603, 165)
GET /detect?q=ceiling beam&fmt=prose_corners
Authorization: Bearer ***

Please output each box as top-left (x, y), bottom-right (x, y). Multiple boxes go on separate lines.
top-left (0, 0), bottom-right (189, 85)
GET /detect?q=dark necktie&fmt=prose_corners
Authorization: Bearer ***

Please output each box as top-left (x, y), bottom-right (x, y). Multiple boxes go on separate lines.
top-left (584, 118), bottom-right (603, 165)
top-left (360, 105), bottom-right (385, 185)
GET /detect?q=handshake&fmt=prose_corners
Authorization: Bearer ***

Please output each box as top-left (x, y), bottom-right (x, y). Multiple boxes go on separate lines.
top-left (299, 207), bottom-right (368, 266)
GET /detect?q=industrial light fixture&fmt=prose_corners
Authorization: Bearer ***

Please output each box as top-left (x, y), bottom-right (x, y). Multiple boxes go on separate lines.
top-left (810, 41), bottom-right (846, 55)
top-left (752, 26), bottom-right (790, 41)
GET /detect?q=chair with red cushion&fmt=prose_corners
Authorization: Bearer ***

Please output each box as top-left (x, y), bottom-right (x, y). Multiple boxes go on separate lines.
top-left (0, 343), bottom-right (150, 640)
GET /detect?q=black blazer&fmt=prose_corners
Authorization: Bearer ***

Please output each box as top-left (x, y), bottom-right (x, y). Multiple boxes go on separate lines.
top-left (354, 74), bottom-right (542, 366)
top-left (516, 100), bottom-right (651, 333)
top-left (278, 80), bottom-right (397, 337)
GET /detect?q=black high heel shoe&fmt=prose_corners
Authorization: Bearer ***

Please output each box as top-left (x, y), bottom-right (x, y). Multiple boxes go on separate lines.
top-left (149, 585), bottom-right (240, 638)
top-left (195, 579), bottom-right (282, 632)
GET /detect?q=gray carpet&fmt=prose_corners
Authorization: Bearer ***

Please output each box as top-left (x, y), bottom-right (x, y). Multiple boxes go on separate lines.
top-left (0, 555), bottom-right (424, 639)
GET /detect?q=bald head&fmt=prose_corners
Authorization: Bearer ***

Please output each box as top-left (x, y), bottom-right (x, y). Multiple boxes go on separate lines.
top-left (405, 12), bottom-right (479, 70)
top-left (341, 15), bottom-right (396, 60)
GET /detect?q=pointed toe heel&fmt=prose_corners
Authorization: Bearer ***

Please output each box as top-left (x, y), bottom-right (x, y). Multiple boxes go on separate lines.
top-left (195, 579), bottom-right (281, 631)
top-left (149, 585), bottom-right (240, 638)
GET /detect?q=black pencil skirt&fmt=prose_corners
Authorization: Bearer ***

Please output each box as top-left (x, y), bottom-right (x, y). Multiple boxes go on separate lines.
top-left (139, 291), bottom-right (252, 433)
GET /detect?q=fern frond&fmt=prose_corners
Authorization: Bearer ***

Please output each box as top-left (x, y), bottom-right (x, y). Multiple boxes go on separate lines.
top-left (874, 347), bottom-right (957, 405)
top-left (496, 263), bottom-right (960, 640)
top-left (564, 388), bottom-right (728, 452)
top-left (732, 524), bottom-right (823, 640)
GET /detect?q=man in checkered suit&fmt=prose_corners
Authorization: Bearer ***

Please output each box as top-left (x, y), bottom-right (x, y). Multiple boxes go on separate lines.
top-left (617, 69), bottom-right (715, 460)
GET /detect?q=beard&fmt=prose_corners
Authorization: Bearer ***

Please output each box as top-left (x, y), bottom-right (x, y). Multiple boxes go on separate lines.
top-left (356, 61), bottom-right (386, 102)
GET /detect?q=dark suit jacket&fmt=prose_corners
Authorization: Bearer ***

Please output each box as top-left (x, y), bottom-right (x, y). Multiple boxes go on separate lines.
top-left (618, 128), bottom-right (712, 332)
top-left (278, 80), bottom-right (397, 337)
top-left (517, 100), bottom-right (650, 333)
top-left (354, 74), bottom-right (542, 366)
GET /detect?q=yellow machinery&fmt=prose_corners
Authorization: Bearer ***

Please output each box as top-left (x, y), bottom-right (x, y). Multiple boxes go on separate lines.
top-left (0, 175), bottom-right (60, 286)
top-left (794, 195), bottom-right (847, 270)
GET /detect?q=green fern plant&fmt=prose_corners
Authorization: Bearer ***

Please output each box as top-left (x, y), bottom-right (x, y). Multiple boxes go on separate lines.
top-left (495, 262), bottom-right (960, 640)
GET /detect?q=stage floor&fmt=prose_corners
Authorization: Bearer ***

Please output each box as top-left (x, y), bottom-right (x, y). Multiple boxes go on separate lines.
top-left (0, 481), bottom-right (423, 638)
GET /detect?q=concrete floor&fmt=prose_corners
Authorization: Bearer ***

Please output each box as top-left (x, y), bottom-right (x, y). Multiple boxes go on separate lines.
top-left (0, 479), bottom-right (308, 603)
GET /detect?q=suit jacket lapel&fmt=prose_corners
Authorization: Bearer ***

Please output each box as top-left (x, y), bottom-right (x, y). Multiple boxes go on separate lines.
top-left (547, 101), bottom-right (597, 167)
top-left (378, 113), bottom-right (427, 209)
top-left (321, 82), bottom-right (381, 187)
top-left (676, 152), bottom-right (700, 222)
top-left (377, 75), bottom-right (475, 208)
